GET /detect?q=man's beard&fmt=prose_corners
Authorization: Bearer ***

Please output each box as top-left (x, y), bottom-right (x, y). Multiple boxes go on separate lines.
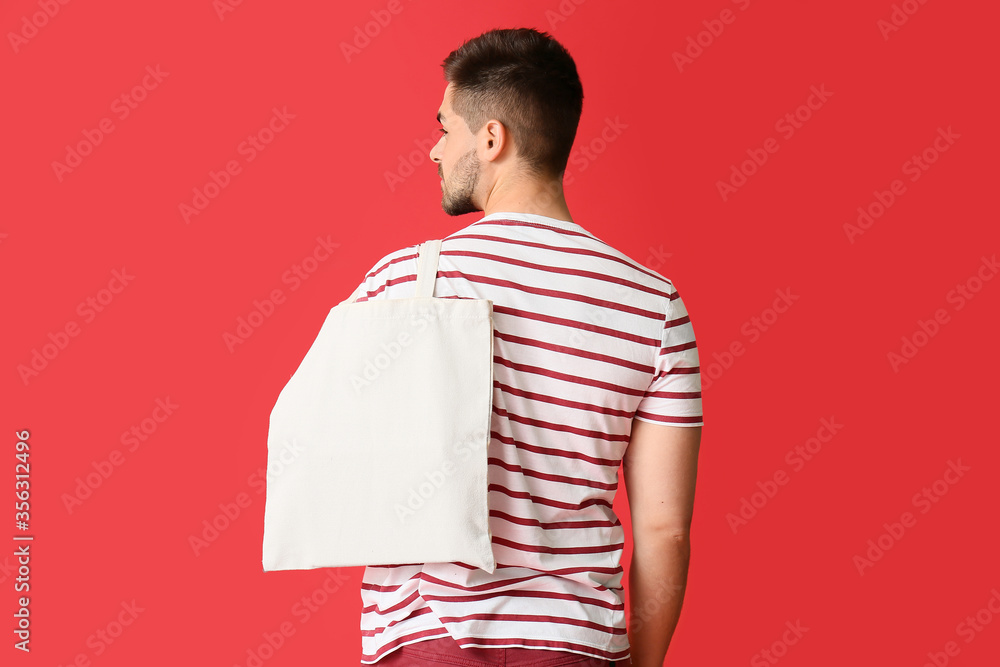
top-left (441, 149), bottom-right (481, 216)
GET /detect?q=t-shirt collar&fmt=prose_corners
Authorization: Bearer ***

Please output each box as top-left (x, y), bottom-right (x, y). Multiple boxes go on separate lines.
top-left (472, 211), bottom-right (582, 230)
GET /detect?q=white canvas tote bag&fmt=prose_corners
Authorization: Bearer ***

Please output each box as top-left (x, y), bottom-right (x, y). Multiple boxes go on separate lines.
top-left (262, 240), bottom-right (496, 573)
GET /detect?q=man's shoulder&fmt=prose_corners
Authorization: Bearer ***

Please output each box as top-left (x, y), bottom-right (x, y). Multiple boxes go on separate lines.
top-left (446, 217), bottom-right (680, 296)
top-left (363, 242), bottom-right (422, 280)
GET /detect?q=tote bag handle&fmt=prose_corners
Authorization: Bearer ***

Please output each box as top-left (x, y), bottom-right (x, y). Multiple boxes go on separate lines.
top-left (344, 240), bottom-right (442, 305)
top-left (414, 240), bottom-right (442, 298)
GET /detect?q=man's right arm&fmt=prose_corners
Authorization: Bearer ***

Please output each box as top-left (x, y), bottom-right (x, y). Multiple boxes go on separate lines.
top-left (622, 419), bottom-right (701, 667)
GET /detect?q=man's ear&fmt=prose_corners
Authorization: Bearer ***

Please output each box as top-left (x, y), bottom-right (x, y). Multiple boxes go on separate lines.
top-left (481, 119), bottom-right (507, 162)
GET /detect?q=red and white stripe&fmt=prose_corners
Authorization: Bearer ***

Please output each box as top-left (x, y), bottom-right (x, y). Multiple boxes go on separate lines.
top-left (356, 212), bottom-right (702, 663)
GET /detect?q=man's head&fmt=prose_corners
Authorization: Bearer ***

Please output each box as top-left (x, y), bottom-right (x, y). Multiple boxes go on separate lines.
top-left (430, 28), bottom-right (583, 216)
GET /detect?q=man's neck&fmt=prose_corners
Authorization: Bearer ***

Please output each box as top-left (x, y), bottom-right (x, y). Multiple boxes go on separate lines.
top-left (481, 173), bottom-right (573, 223)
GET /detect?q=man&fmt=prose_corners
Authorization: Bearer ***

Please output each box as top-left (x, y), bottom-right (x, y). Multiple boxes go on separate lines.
top-left (353, 28), bottom-right (702, 667)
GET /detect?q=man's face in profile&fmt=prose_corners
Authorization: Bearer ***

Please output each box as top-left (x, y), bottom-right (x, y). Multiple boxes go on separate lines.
top-left (431, 83), bottom-right (481, 216)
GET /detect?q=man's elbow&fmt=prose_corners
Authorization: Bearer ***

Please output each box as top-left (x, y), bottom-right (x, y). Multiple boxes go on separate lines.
top-left (632, 522), bottom-right (692, 547)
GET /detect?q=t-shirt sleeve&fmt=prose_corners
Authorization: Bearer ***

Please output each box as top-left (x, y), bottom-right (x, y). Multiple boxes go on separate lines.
top-left (343, 244), bottom-right (419, 304)
top-left (633, 286), bottom-right (703, 426)
top-left (339, 281), bottom-right (368, 305)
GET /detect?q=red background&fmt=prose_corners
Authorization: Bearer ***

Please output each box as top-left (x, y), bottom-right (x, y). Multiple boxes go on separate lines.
top-left (3, 0), bottom-right (998, 665)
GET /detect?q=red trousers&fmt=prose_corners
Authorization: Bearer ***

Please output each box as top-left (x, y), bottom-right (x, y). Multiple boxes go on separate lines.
top-left (369, 635), bottom-right (631, 666)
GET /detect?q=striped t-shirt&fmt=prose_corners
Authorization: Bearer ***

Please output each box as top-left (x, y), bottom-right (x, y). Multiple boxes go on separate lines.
top-left (353, 211), bottom-right (702, 664)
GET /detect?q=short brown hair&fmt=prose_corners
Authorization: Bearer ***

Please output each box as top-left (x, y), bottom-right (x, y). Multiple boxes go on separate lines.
top-left (442, 27), bottom-right (584, 179)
